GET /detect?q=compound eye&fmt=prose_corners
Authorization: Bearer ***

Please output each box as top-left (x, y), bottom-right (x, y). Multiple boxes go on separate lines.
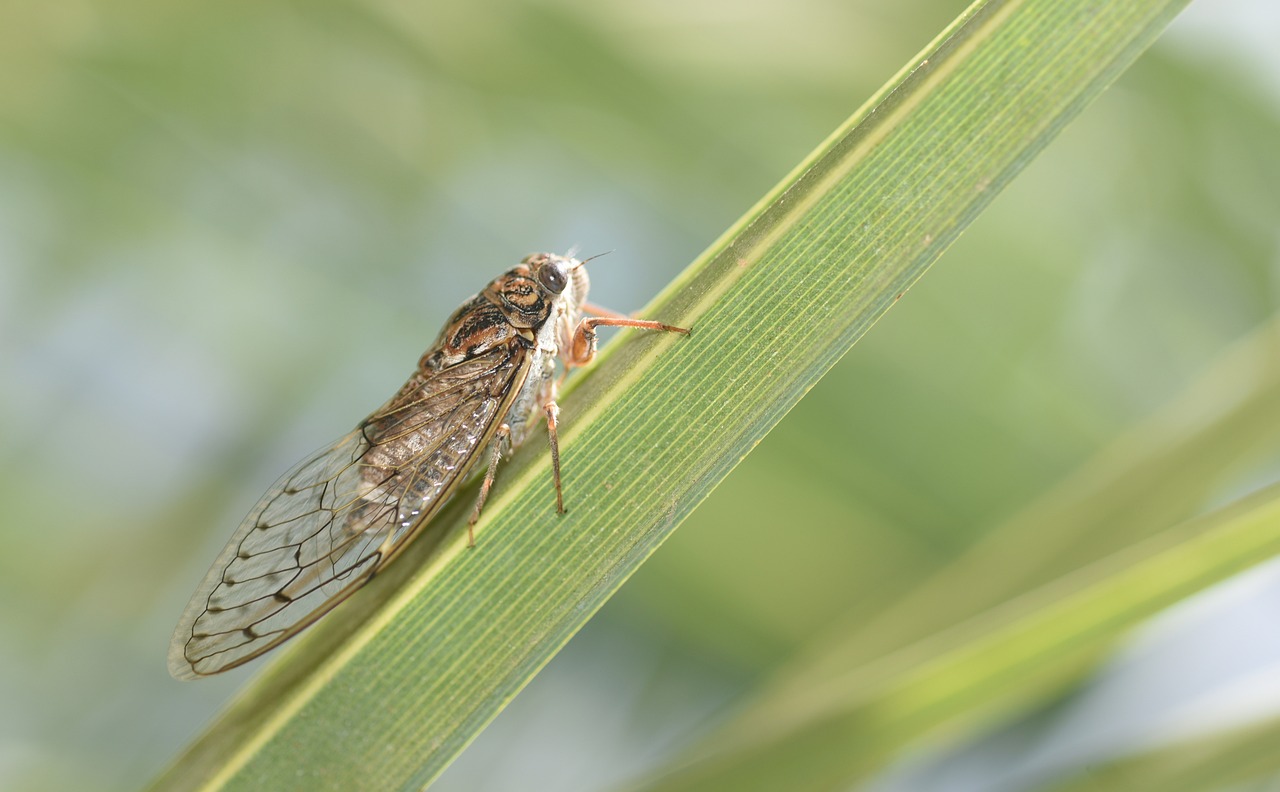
top-left (539, 262), bottom-right (568, 294)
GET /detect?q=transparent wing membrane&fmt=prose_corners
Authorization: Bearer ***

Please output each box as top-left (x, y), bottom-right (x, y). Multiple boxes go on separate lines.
top-left (168, 346), bottom-right (527, 678)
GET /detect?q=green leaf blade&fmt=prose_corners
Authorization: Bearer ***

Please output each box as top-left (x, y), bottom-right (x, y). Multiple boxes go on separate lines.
top-left (149, 0), bottom-right (1194, 789)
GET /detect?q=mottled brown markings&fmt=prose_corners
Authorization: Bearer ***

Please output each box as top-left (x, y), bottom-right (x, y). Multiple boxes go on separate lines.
top-left (439, 298), bottom-right (515, 362)
top-left (168, 252), bottom-right (687, 678)
top-left (483, 267), bottom-right (553, 329)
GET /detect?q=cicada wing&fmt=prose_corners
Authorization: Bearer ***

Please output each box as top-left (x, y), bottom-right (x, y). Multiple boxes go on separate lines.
top-left (168, 344), bottom-right (530, 679)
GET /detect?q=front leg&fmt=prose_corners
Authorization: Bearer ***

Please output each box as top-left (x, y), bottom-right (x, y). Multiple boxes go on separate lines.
top-left (568, 315), bottom-right (690, 368)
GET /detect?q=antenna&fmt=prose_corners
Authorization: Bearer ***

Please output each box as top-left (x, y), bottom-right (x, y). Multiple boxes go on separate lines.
top-left (573, 250), bottom-right (614, 269)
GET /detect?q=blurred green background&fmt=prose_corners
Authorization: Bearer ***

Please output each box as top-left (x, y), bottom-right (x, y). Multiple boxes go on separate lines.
top-left (3, 1), bottom-right (1280, 790)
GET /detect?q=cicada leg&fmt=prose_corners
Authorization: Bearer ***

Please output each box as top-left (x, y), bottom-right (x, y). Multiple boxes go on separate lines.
top-left (467, 423), bottom-right (512, 547)
top-left (544, 395), bottom-right (564, 516)
top-left (568, 312), bottom-right (690, 369)
top-left (467, 388), bottom-right (567, 547)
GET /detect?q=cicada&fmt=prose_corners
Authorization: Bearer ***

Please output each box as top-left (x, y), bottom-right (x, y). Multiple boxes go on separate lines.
top-left (168, 252), bottom-right (688, 679)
